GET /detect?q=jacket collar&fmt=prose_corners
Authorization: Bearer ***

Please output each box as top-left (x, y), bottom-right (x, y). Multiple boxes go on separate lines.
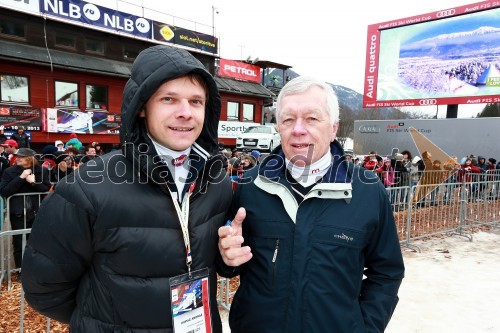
top-left (258, 140), bottom-right (351, 184)
top-left (122, 121), bottom-right (225, 197)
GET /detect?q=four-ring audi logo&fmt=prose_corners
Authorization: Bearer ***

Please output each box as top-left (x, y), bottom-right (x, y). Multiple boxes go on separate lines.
top-left (436, 9), bottom-right (455, 18)
top-left (419, 99), bottom-right (437, 106)
top-left (359, 125), bottom-right (380, 133)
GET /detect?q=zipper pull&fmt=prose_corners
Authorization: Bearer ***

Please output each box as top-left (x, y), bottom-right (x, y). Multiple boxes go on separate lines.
top-left (272, 239), bottom-right (280, 263)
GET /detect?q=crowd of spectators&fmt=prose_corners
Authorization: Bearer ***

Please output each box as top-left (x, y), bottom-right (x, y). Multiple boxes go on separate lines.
top-left (218, 145), bottom-right (500, 205)
top-left (355, 148), bottom-right (500, 208)
top-left (219, 146), bottom-right (261, 190)
top-left (0, 131), bottom-right (109, 268)
top-left (0, 132), bottom-right (105, 182)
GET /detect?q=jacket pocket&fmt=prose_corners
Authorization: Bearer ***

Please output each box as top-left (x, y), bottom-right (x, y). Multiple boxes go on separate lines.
top-left (312, 225), bottom-right (368, 249)
top-left (310, 225), bottom-right (369, 281)
top-left (271, 238), bottom-right (280, 287)
top-left (247, 235), bottom-right (286, 289)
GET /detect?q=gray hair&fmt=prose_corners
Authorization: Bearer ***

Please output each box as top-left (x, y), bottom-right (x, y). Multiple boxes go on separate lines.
top-left (275, 76), bottom-right (340, 124)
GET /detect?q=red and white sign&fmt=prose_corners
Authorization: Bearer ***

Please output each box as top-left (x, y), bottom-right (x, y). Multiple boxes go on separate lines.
top-left (219, 59), bottom-right (261, 83)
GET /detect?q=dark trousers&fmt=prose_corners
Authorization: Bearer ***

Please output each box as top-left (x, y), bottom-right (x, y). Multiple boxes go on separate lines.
top-left (10, 211), bottom-right (35, 268)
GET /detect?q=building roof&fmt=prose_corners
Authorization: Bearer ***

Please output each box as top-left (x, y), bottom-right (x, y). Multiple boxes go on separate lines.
top-left (252, 60), bottom-right (293, 70)
top-left (0, 39), bottom-right (274, 99)
top-left (0, 39), bottom-right (132, 77)
top-left (214, 76), bottom-right (275, 99)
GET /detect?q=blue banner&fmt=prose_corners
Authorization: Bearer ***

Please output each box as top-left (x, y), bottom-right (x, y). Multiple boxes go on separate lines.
top-left (40, 0), bottom-right (151, 39)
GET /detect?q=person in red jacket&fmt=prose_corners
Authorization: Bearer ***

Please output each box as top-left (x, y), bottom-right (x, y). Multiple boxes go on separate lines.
top-left (457, 158), bottom-right (482, 183)
top-left (457, 158), bottom-right (482, 200)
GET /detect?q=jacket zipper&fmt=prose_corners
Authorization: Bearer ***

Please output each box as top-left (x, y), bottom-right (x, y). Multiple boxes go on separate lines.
top-left (272, 239), bottom-right (280, 287)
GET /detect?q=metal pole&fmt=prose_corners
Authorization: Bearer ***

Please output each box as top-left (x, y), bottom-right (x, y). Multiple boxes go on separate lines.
top-left (212, 6), bottom-right (215, 39)
top-left (212, 6), bottom-right (218, 54)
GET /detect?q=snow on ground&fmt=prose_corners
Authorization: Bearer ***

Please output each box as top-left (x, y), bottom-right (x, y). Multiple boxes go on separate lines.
top-left (221, 228), bottom-right (500, 333)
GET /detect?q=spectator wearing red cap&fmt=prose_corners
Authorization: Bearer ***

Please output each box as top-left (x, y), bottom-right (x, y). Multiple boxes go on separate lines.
top-left (1, 139), bottom-right (19, 166)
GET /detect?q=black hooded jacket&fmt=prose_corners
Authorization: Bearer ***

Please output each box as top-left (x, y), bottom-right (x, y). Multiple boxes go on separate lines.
top-left (22, 45), bottom-right (232, 332)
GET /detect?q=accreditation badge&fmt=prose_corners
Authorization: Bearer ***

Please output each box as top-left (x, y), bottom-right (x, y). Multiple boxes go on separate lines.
top-left (170, 268), bottom-right (212, 333)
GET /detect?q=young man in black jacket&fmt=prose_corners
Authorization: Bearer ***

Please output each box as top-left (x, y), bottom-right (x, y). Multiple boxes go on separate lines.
top-left (22, 45), bottom-right (232, 333)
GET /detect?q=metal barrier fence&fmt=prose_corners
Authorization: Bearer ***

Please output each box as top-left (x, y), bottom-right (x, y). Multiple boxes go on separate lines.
top-left (388, 175), bottom-right (500, 251)
top-left (1, 192), bottom-right (51, 333)
top-left (2, 172), bottom-right (500, 329)
top-left (218, 275), bottom-right (237, 311)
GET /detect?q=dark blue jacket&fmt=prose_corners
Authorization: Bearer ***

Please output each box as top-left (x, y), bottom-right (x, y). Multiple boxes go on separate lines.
top-left (223, 141), bottom-right (404, 333)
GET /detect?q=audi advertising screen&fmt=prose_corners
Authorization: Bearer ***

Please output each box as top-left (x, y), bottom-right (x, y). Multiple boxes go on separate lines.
top-left (363, 0), bottom-right (500, 108)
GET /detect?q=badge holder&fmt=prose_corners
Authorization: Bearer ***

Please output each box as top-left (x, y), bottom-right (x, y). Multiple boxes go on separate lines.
top-left (170, 267), bottom-right (212, 333)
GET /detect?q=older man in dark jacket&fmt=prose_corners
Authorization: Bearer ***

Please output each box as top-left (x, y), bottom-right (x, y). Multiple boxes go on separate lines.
top-left (22, 45), bottom-right (232, 332)
top-left (218, 76), bottom-right (404, 333)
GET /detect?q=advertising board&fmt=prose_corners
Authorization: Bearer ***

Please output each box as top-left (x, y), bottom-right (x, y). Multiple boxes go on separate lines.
top-left (353, 118), bottom-right (500, 160)
top-left (363, 0), bottom-right (500, 108)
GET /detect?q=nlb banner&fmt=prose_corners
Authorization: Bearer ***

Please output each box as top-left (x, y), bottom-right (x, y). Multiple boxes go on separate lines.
top-left (40, 0), bottom-right (151, 38)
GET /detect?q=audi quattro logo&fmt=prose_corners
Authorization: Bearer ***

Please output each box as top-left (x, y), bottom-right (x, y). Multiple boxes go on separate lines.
top-left (359, 125), bottom-right (380, 133)
top-left (436, 9), bottom-right (456, 18)
top-left (419, 99), bottom-right (437, 106)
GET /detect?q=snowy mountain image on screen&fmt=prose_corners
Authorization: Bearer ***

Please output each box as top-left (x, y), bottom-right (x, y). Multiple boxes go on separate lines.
top-left (400, 26), bottom-right (500, 59)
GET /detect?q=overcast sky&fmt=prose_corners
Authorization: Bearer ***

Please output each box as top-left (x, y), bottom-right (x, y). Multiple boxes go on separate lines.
top-left (91, 0), bottom-right (491, 117)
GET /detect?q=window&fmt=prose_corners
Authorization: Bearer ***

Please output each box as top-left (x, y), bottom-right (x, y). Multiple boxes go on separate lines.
top-left (85, 38), bottom-right (105, 54)
top-left (86, 84), bottom-right (108, 110)
top-left (55, 81), bottom-right (79, 107)
top-left (123, 45), bottom-right (142, 60)
top-left (55, 33), bottom-right (76, 49)
top-left (227, 101), bottom-right (239, 120)
top-left (0, 19), bottom-right (25, 39)
top-left (242, 103), bottom-right (255, 122)
top-left (0, 74), bottom-right (29, 103)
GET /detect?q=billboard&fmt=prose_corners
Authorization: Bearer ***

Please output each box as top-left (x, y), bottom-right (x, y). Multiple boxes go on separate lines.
top-left (218, 59), bottom-right (261, 83)
top-left (0, 104), bottom-right (42, 131)
top-left (218, 121), bottom-right (259, 139)
top-left (153, 22), bottom-right (217, 54)
top-left (0, 0), bottom-right (40, 14)
top-left (363, 0), bottom-right (500, 108)
top-left (46, 108), bottom-right (120, 134)
top-left (25, 0), bottom-right (217, 53)
top-left (353, 118), bottom-right (500, 160)
top-left (40, 0), bottom-right (151, 38)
